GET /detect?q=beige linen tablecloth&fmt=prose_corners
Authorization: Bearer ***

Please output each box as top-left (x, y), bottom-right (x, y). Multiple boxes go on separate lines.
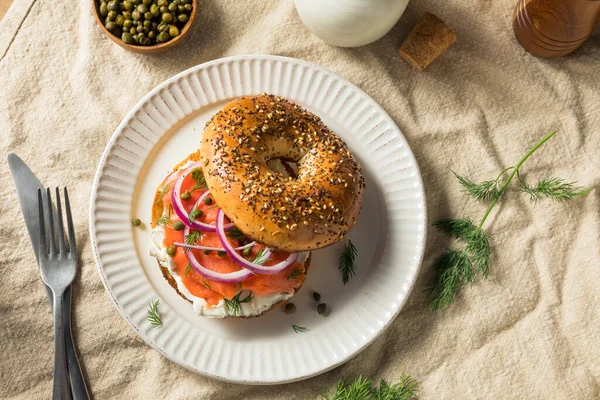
top-left (1, 0), bottom-right (599, 398)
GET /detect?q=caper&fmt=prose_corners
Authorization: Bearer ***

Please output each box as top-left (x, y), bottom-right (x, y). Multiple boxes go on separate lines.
top-left (142, 0), bottom-right (152, 4)
top-left (203, 249), bottom-right (211, 255)
top-left (177, 13), bottom-right (188, 23)
top-left (157, 0), bottom-right (167, 6)
top-left (107, 0), bottom-right (119, 11)
top-left (115, 15), bottom-right (124, 26)
top-left (158, 22), bottom-right (168, 32)
top-left (151, 21), bottom-right (158, 29)
top-left (285, 303), bottom-right (296, 315)
top-left (242, 247), bottom-right (253, 257)
top-left (184, 3), bottom-right (192, 11)
top-left (143, 19), bottom-right (151, 28)
top-left (99, 2), bottom-right (108, 16)
top-left (180, 191), bottom-right (191, 201)
top-left (317, 303), bottom-right (327, 315)
top-left (190, 209), bottom-right (203, 220)
top-left (217, 250), bottom-right (227, 257)
top-left (144, 11), bottom-right (152, 20)
top-left (139, 36), bottom-right (151, 46)
top-left (122, 11), bottom-right (132, 19)
top-left (137, 3), bottom-right (147, 13)
top-left (122, 0), bottom-right (133, 11)
top-left (169, 25), bottom-right (180, 37)
top-left (200, 196), bottom-right (211, 205)
top-left (177, 5), bottom-right (185, 12)
top-left (130, 26), bottom-right (137, 34)
top-left (157, 31), bottom-right (170, 43)
top-left (172, 221), bottom-right (185, 231)
top-left (150, 4), bottom-right (159, 16)
top-left (122, 32), bottom-right (134, 44)
top-left (123, 19), bottom-right (132, 28)
top-left (107, 10), bottom-right (117, 20)
top-left (159, 5), bottom-right (168, 13)
top-left (132, 10), bottom-right (141, 20)
top-left (173, 0), bottom-right (180, 5)
top-left (131, 0), bottom-right (139, 4)
top-left (312, 292), bottom-right (321, 302)
top-left (181, 0), bottom-right (191, 5)
top-left (168, 2), bottom-right (177, 12)
top-left (162, 11), bottom-right (173, 22)
top-left (105, 21), bottom-right (117, 31)
top-left (132, 218), bottom-right (142, 226)
top-left (148, 30), bottom-right (156, 40)
top-left (167, 246), bottom-right (176, 257)
top-left (137, 31), bottom-right (146, 38)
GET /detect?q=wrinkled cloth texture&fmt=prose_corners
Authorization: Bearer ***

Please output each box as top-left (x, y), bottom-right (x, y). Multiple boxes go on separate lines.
top-left (0, 0), bottom-right (599, 398)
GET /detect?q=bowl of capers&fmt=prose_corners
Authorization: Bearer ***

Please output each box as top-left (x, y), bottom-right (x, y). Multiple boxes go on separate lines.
top-left (93, 0), bottom-right (196, 53)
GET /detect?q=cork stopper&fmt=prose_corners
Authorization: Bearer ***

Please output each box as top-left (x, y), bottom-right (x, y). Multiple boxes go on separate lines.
top-left (398, 12), bottom-right (456, 71)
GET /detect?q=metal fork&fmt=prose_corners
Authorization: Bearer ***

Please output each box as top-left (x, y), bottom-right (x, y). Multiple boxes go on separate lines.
top-left (38, 188), bottom-right (77, 400)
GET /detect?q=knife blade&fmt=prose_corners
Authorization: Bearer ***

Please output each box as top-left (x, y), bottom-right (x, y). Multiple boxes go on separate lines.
top-left (7, 153), bottom-right (89, 400)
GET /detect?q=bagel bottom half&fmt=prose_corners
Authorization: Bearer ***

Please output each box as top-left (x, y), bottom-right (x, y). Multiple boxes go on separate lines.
top-left (150, 151), bottom-right (311, 319)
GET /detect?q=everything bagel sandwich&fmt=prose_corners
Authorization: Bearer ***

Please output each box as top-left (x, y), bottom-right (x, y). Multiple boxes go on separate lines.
top-left (149, 94), bottom-right (364, 318)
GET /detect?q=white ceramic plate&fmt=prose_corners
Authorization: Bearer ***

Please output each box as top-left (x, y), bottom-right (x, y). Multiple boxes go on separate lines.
top-left (90, 55), bottom-right (426, 384)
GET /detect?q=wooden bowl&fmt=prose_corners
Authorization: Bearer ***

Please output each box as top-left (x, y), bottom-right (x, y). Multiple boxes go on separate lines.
top-left (92, 0), bottom-right (197, 54)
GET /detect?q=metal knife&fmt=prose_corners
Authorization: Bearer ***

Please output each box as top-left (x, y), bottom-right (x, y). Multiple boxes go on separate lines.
top-left (7, 153), bottom-right (89, 400)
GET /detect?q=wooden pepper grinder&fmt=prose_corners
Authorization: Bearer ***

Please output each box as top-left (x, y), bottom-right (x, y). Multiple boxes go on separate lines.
top-left (513, 0), bottom-right (600, 58)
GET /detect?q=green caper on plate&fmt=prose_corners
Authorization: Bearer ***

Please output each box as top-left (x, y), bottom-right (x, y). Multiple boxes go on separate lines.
top-left (97, 0), bottom-right (193, 46)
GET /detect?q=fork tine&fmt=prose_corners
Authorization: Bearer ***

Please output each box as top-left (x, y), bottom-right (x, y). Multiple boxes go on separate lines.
top-left (46, 188), bottom-right (55, 256)
top-left (64, 188), bottom-right (76, 257)
top-left (55, 187), bottom-right (66, 255)
top-left (38, 189), bottom-right (46, 257)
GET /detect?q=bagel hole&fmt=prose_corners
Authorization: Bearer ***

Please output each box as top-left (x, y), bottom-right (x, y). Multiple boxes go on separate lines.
top-left (267, 158), bottom-right (298, 179)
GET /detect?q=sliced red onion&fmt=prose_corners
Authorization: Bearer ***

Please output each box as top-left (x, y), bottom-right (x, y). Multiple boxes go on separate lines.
top-left (173, 241), bottom-right (257, 252)
top-left (182, 225), bottom-right (253, 283)
top-left (184, 249), bottom-right (254, 283)
top-left (170, 163), bottom-right (233, 231)
top-left (215, 209), bottom-right (299, 275)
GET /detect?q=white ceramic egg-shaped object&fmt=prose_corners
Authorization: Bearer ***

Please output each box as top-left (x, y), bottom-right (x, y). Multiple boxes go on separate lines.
top-left (294, 0), bottom-right (410, 47)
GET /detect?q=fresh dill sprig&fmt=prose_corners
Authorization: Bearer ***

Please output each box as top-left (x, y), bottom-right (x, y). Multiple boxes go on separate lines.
top-left (454, 166), bottom-right (513, 202)
top-left (184, 264), bottom-right (192, 276)
top-left (154, 183), bottom-right (172, 205)
top-left (321, 374), bottom-right (418, 400)
top-left (519, 175), bottom-right (591, 202)
top-left (188, 205), bottom-right (202, 224)
top-left (292, 324), bottom-right (308, 333)
top-left (155, 204), bottom-right (173, 227)
top-left (189, 168), bottom-right (207, 192)
top-left (226, 227), bottom-right (245, 240)
top-left (147, 300), bottom-right (162, 328)
top-left (338, 240), bottom-right (358, 284)
top-left (184, 230), bottom-right (201, 249)
top-left (224, 291), bottom-right (254, 316)
top-left (286, 266), bottom-right (303, 281)
top-left (429, 131), bottom-right (591, 310)
top-left (252, 248), bottom-right (272, 265)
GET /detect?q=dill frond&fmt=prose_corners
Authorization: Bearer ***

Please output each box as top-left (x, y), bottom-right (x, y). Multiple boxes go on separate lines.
top-left (520, 177), bottom-right (590, 202)
top-left (154, 183), bottom-right (172, 205)
top-left (338, 240), bottom-right (358, 284)
top-left (433, 218), bottom-right (475, 242)
top-left (454, 172), bottom-right (501, 202)
top-left (427, 250), bottom-right (473, 311)
top-left (184, 230), bottom-right (201, 249)
top-left (252, 248), bottom-right (272, 265)
top-left (292, 324), bottom-right (308, 333)
top-left (224, 291), bottom-right (254, 316)
top-left (321, 374), bottom-right (418, 400)
top-left (147, 300), bottom-right (162, 328)
top-left (286, 266), bottom-right (303, 281)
